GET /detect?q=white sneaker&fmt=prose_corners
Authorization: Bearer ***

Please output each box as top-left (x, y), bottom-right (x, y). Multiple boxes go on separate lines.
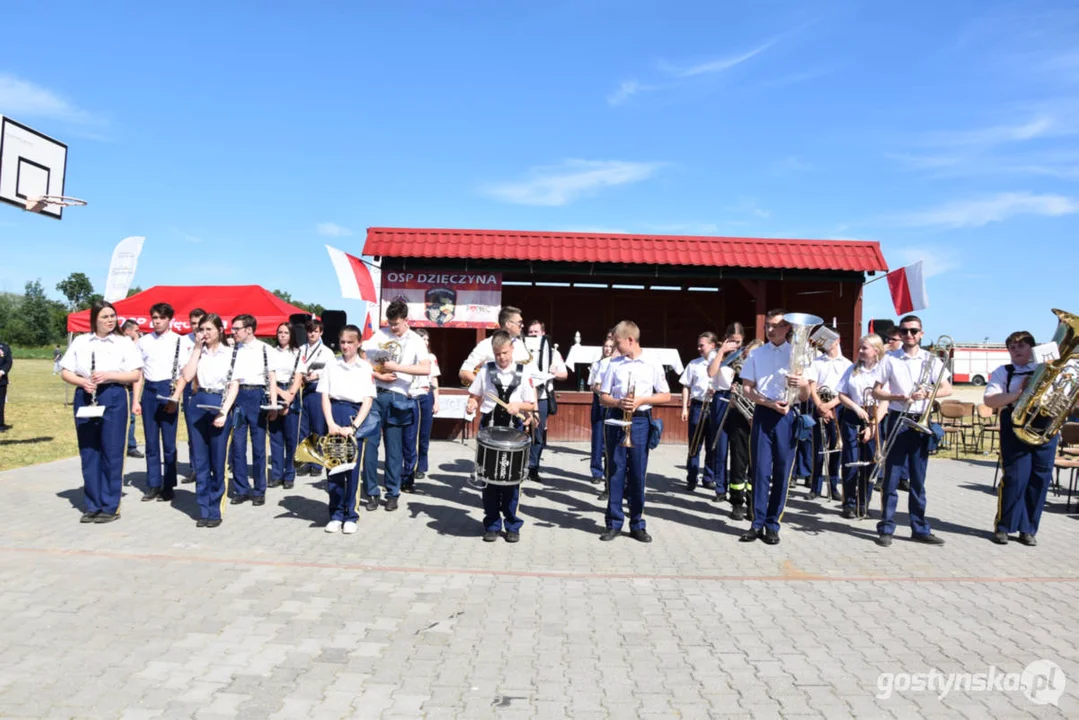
top-left (324, 520), bottom-right (342, 533)
top-left (342, 521), bottom-right (358, 534)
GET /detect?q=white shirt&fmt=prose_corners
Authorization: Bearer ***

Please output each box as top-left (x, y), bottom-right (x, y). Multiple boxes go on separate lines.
top-left (468, 363), bottom-right (536, 416)
top-left (60, 333), bottom-right (141, 378)
top-left (135, 330), bottom-right (187, 383)
top-left (809, 353), bottom-right (853, 397)
top-left (837, 362), bottom-right (885, 408)
top-left (740, 342), bottom-right (792, 402)
top-left (879, 349), bottom-right (950, 414)
top-left (600, 354), bottom-right (670, 411)
top-left (591, 355), bottom-right (618, 391)
top-left (460, 335), bottom-right (532, 376)
top-left (523, 335), bottom-right (567, 398)
top-left (268, 346), bottom-right (302, 388)
top-left (711, 366), bottom-right (736, 392)
top-left (984, 362), bottom-right (1038, 399)
top-left (409, 354), bottom-right (441, 397)
top-left (232, 340), bottom-right (270, 386)
top-left (364, 328), bottom-right (429, 395)
top-left (679, 356), bottom-right (714, 401)
top-left (299, 340), bottom-right (336, 377)
top-left (196, 344), bottom-right (237, 392)
top-left (320, 356), bottom-right (377, 403)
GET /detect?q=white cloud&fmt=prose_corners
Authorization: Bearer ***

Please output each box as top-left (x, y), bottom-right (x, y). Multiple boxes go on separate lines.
top-left (0, 74), bottom-right (97, 124)
top-left (171, 227), bottom-right (204, 244)
top-left (607, 80), bottom-right (644, 106)
top-left (316, 222), bottom-right (353, 237)
top-left (726, 197), bottom-right (771, 219)
top-left (482, 160), bottom-right (662, 206)
top-left (886, 245), bottom-right (961, 278)
top-left (893, 192), bottom-right (1079, 229)
top-left (659, 40), bottom-right (777, 78)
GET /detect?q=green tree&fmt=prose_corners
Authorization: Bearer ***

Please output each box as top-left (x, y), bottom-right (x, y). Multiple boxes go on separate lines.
top-left (271, 289), bottom-right (324, 318)
top-left (5, 280), bottom-right (54, 344)
top-left (56, 272), bottom-right (96, 310)
top-left (126, 286), bottom-right (143, 298)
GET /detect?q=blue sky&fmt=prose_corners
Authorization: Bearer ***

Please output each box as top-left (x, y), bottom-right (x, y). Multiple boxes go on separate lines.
top-left (1, 0), bottom-right (1076, 345)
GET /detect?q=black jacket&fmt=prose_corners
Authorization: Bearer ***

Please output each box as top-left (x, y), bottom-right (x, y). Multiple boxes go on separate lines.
top-left (0, 342), bottom-right (12, 385)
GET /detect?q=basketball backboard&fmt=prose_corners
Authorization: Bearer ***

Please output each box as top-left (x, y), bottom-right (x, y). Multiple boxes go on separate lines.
top-left (0, 116), bottom-right (69, 219)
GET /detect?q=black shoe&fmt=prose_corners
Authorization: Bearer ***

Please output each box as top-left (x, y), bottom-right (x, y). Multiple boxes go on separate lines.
top-left (295, 464), bottom-right (310, 477)
top-left (196, 519), bottom-right (208, 528)
top-left (739, 528), bottom-right (761, 543)
top-left (597, 490), bottom-right (609, 500)
top-left (686, 480), bottom-right (698, 492)
top-left (93, 512), bottom-right (120, 524)
top-left (364, 496), bottom-right (380, 511)
top-left (283, 481), bottom-right (294, 489)
top-left (807, 491), bottom-right (819, 500)
top-left (1018, 532), bottom-right (1037, 546)
top-left (385, 496), bottom-right (399, 511)
top-left (505, 531), bottom-right (520, 543)
top-left (230, 495), bottom-right (249, 505)
top-left (80, 511), bottom-right (98, 523)
top-left (158, 489), bottom-right (174, 502)
top-left (181, 473), bottom-right (196, 484)
top-left (629, 529), bottom-right (653, 543)
top-left (874, 480), bottom-right (883, 491)
top-left (876, 534), bottom-right (892, 547)
top-left (141, 488), bottom-right (161, 502)
top-left (205, 519), bottom-right (222, 528)
top-left (840, 508), bottom-right (855, 519)
top-left (590, 476), bottom-right (603, 485)
top-left (899, 479), bottom-right (911, 492)
top-left (483, 531), bottom-right (499, 542)
top-left (252, 496), bottom-right (265, 506)
top-left (599, 528), bottom-right (620, 542)
top-left (830, 490), bottom-right (842, 502)
top-left (0, 424), bottom-right (12, 432)
top-left (991, 530), bottom-right (1009, 545)
top-left (731, 506), bottom-right (746, 522)
top-left (401, 482), bottom-right (415, 494)
top-left (911, 533), bottom-right (945, 545)
top-left (762, 529), bottom-right (780, 545)
top-left (127, 448), bottom-right (145, 459)
top-left (415, 472), bottom-right (426, 480)
top-left (267, 478), bottom-right (283, 488)
top-left (702, 480), bottom-right (716, 490)
top-left (528, 468), bottom-right (539, 482)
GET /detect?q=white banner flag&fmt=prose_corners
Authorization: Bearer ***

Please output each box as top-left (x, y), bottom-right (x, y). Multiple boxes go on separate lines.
top-left (103, 236), bottom-right (145, 301)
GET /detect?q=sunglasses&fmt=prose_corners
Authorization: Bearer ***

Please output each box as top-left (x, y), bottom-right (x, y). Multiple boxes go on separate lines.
top-left (898, 328), bottom-right (921, 336)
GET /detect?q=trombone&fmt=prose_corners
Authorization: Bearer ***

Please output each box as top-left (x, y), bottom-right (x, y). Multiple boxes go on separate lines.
top-left (843, 387), bottom-right (880, 519)
top-left (686, 389), bottom-right (713, 462)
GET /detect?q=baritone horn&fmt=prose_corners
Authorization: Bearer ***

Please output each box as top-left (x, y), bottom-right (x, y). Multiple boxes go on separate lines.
top-left (372, 340), bottom-right (401, 373)
top-left (782, 313), bottom-right (824, 406)
top-left (1011, 309), bottom-right (1079, 446)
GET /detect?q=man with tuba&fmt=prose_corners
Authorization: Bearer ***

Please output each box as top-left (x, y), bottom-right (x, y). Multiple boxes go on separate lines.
top-left (806, 329), bottom-right (851, 502)
top-left (871, 315), bottom-right (951, 547)
top-left (680, 331), bottom-right (720, 492)
top-left (984, 322), bottom-right (1078, 546)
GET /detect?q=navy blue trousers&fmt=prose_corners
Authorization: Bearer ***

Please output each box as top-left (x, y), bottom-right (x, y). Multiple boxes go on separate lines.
top-left (188, 391), bottom-right (232, 520)
top-left (126, 388), bottom-right (138, 451)
top-left (372, 390), bottom-right (412, 498)
top-left (140, 379), bottom-right (179, 490)
top-left (709, 394), bottom-right (729, 494)
top-left (996, 411), bottom-right (1058, 535)
top-left (268, 388), bottom-right (301, 483)
top-left (528, 397), bottom-right (549, 470)
top-left (839, 411), bottom-right (876, 512)
top-left (749, 406), bottom-right (797, 533)
top-left (794, 411), bottom-right (813, 480)
top-left (415, 393), bottom-right (435, 474)
top-left (401, 395), bottom-right (425, 483)
top-left (589, 395), bottom-right (605, 480)
top-left (811, 413), bottom-right (841, 495)
top-left (604, 414), bottom-right (651, 531)
top-left (327, 401), bottom-right (362, 522)
top-left (182, 384), bottom-right (196, 473)
top-left (74, 384), bottom-right (128, 515)
top-left (230, 388), bottom-right (267, 498)
top-left (483, 483), bottom-right (522, 533)
top-left (686, 399), bottom-right (717, 485)
top-left (878, 411), bottom-right (932, 536)
top-left (299, 388), bottom-right (327, 440)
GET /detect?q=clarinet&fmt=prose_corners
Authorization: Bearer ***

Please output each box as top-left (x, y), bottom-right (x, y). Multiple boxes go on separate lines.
top-left (89, 351), bottom-right (99, 407)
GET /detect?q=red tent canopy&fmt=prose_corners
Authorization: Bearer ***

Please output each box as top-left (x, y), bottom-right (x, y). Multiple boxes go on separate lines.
top-left (66, 285), bottom-right (316, 337)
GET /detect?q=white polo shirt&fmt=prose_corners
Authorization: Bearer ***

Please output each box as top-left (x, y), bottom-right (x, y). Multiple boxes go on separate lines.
top-left (984, 362), bottom-right (1038, 399)
top-left (232, 340), bottom-right (270, 386)
top-left (809, 353), bottom-right (853, 397)
top-left (364, 328), bottom-right (429, 395)
top-left (136, 330), bottom-right (186, 383)
top-left (195, 344), bottom-right (237, 392)
top-left (409, 354), bottom-right (441, 397)
top-left (61, 333), bottom-right (141, 377)
top-left (679, 354), bottom-right (715, 401)
top-left (268, 346), bottom-right (302, 388)
top-left (600, 354), bottom-right (670, 411)
top-left (460, 335), bottom-right (532, 376)
top-left (468, 363), bottom-right (536, 416)
top-left (299, 340), bottom-right (336, 378)
top-left (740, 342), bottom-right (792, 402)
top-left (878, 349), bottom-right (950, 414)
top-left (837, 362), bottom-right (885, 408)
top-left (321, 357), bottom-right (377, 404)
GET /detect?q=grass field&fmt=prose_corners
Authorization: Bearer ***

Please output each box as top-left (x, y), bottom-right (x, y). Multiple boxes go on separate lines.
top-left (0, 359), bottom-right (189, 472)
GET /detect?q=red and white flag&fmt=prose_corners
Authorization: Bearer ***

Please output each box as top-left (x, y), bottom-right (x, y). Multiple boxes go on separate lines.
top-left (886, 260), bottom-right (929, 315)
top-left (325, 245), bottom-right (379, 303)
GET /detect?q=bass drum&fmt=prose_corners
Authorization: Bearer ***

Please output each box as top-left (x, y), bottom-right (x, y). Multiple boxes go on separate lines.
top-left (474, 426), bottom-right (531, 486)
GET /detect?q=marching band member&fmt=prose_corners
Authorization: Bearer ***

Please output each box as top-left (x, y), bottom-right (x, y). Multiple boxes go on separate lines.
top-left (599, 321), bottom-right (671, 543)
top-left (364, 299), bottom-right (431, 512)
top-left (121, 319), bottom-right (144, 459)
top-left (181, 314), bottom-right (239, 528)
top-left (720, 337), bottom-right (761, 521)
top-left (836, 334), bottom-right (887, 518)
top-left (465, 331), bottom-right (536, 543)
top-left (267, 322), bottom-right (303, 490)
top-left (132, 303), bottom-right (186, 503)
top-left (872, 315), bottom-right (951, 547)
top-left (296, 319), bottom-right (336, 477)
top-left (180, 308), bottom-right (206, 484)
top-left (525, 320), bottom-right (568, 482)
top-left (228, 314), bottom-right (271, 506)
top-left (320, 325), bottom-right (376, 535)
top-left (705, 325), bottom-right (745, 499)
top-left (984, 331), bottom-right (1054, 546)
top-left (587, 337), bottom-right (616, 484)
top-left (402, 328), bottom-right (440, 491)
top-left (739, 309), bottom-right (807, 545)
top-left (880, 326), bottom-right (910, 492)
top-left (807, 332), bottom-right (851, 501)
top-left (681, 332), bottom-right (719, 492)
top-left (458, 306), bottom-right (531, 386)
top-left (60, 300), bottom-right (142, 524)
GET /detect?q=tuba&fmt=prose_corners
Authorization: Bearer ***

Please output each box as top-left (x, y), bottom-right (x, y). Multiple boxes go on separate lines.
top-left (782, 313), bottom-right (824, 406)
top-left (1011, 309), bottom-right (1079, 446)
top-left (296, 433), bottom-right (358, 472)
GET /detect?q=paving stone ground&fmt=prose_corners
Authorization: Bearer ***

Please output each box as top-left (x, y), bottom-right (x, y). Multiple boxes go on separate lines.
top-left (0, 437), bottom-right (1077, 719)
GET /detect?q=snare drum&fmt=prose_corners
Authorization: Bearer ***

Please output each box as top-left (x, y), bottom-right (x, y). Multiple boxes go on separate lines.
top-left (474, 426), bottom-right (531, 486)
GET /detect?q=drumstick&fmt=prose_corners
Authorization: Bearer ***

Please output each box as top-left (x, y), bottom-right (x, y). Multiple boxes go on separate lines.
top-left (483, 392), bottom-right (531, 422)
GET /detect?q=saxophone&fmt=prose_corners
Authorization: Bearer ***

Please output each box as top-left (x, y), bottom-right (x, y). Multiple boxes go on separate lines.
top-left (1011, 309), bottom-right (1079, 445)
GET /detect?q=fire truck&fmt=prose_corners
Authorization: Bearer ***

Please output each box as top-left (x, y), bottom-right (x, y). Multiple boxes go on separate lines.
top-left (950, 342), bottom-right (1010, 386)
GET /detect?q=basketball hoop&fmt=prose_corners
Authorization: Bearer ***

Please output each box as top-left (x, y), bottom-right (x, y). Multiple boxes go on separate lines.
top-left (24, 195), bottom-right (87, 213)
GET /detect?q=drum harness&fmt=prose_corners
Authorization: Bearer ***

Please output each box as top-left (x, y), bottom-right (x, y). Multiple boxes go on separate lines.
top-left (483, 361), bottom-right (525, 429)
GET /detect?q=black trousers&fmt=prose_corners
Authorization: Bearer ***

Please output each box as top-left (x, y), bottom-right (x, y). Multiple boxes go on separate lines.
top-left (0, 382), bottom-right (7, 426)
top-left (725, 409), bottom-right (751, 507)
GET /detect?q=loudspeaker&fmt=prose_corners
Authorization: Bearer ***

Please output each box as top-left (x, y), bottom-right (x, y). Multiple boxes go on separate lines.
top-left (289, 312), bottom-right (312, 326)
top-left (868, 318), bottom-right (896, 339)
top-left (321, 310), bottom-right (347, 351)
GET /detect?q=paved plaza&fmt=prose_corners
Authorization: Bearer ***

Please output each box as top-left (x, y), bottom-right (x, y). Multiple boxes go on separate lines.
top-left (0, 437), bottom-right (1077, 719)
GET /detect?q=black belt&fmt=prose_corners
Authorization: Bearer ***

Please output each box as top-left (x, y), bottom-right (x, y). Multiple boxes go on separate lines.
top-left (96, 382), bottom-right (122, 390)
top-left (276, 382), bottom-right (292, 390)
top-left (201, 389), bottom-right (224, 396)
top-left (690, 398), bottom-right (706, 406)
top-left (376, 387), bottom-right (393, 394)
top-left (238, 384), bottom-right (266, 391)
top-left (631, 409), bottom-right (652, 418)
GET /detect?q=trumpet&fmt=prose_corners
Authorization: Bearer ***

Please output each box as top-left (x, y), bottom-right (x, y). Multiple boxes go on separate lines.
top-left (621, 383), bottom-right (636, 448)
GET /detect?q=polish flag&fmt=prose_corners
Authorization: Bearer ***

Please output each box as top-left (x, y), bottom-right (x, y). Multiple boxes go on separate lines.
top-left (325, 245), bottom-right (378, 303)
top-left (886, 260), bottom-right (929, 315)
top-left (362, 305), bottom-right (376, 341)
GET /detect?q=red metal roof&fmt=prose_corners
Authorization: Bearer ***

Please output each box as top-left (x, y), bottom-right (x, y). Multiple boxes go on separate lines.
top-left (363, 227), bottom-right (888, 273)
